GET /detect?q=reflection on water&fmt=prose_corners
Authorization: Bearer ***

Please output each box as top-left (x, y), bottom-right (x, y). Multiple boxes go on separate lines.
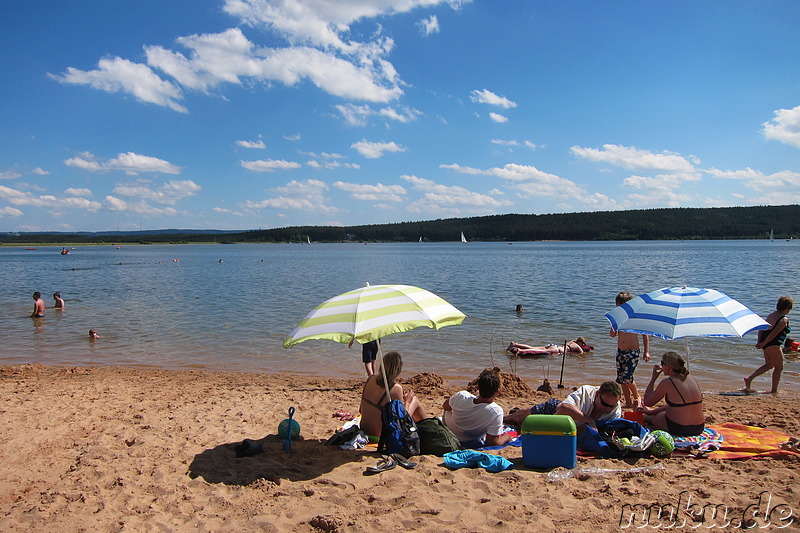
top-left (1, 241), bottom-right (798, 394)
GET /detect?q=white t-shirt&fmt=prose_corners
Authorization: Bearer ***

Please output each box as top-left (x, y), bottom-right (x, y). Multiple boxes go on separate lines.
top-left (561, 385), bottom-right (622, 422)
top-left (443, 390), bottom-right (504, 442)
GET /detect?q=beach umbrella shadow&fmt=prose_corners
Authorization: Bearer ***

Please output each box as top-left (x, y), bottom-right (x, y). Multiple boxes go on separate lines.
top-left (188, 437), bottom-right (370, 485)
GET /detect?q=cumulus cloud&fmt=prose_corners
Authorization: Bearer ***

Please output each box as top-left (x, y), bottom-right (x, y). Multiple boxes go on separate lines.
top-left (351, 140), bottom-right (406, 159)
top-left (489, 112), bottom-right (508, 123)
top-left (236, 139), bottom-right (266, 149)
top-left (333, 181), bottom-right (407, 202)
top-left (0, 170), bottom-right (21, 180)
top-left (64, 188), bottom-right (93, 197)
top-left (51, 57), bottom-right (187, 113)
top-left (31, 168), bottom-right (49, 175)
top-left (707, 167), bottom-right (800, 195)
top-left (400, 174), bottom-right (509, 216)
top-left (64, 151), bottom-right (181, 175)
top-left (762, 104), bottom-right (800, 149)
top-left (240, 159), bottom-right (302, 172)
top-left (104, 195), bottom-right (180, 216)
top-left (470, 89), bottom-right (517, 109)
top-left (418, 15), bottom-right (440, 36)
top-left (0, 206), bottom-right (24, 217)
top-left (570, 144), bottom-right (696, 173)
top-left (0, 184), bottom-right (102, 210)
top-left (242, 178), bottom-right (338, 213)
top-left (335, 103), bottom-right (422, 126)
top-left (112, 179), bottom-right (201, 205)
top-left (491, 139), bottom-right (541, 150)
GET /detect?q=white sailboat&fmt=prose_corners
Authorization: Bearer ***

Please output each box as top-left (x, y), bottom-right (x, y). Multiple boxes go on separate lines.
top-left (770, 228), bottom-right (774, 241)
top-left (460, 231), bottom-right (467, 243)
top-left (307, 236), bottom-right (311, 244)
top-left (419, 236), bottom-right (423, 243)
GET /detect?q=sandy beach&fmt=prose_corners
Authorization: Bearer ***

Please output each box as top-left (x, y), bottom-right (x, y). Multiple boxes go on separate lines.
top-left (1, 364), bottom-right (798, 532)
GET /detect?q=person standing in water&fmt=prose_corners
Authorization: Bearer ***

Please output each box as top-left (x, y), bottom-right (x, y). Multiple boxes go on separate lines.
top-left (31, 292), bottom-right (45, 318)
top-left (745, 296), bottom-right (792, 394)
top-left (610, 291), bottom-right (650, 408)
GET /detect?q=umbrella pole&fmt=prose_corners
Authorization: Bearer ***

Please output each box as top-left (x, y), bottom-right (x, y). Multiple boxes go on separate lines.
top-left (557, 339), bottom-right (567, 389)
top-left (376, 343), bottom-right (392, 402)
top-left (684, 338), bottom-right (690, 369)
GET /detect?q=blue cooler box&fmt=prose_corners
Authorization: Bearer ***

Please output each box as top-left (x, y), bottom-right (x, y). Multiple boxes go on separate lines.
top-left (521, 414), bottom-right (577, 469)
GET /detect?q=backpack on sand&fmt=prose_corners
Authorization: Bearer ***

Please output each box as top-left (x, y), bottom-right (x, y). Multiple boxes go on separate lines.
top-left (416, 417), bottom-right (462, 456)
top-left (378, 399), bottom-right (420, 457)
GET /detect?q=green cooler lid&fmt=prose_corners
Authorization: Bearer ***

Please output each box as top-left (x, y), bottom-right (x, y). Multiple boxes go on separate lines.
top-left (521, 414), bottom-right (577, 436)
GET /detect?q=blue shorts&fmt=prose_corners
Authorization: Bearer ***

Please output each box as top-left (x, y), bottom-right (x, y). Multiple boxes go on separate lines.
top-left (529, 398), bottom-right (561, 415)
top-left (616, 348), bottom-right (640, 384)
top-left (362, 340), bottom-right (379, 363)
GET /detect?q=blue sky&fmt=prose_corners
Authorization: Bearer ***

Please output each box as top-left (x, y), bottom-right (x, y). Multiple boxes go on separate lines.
top-left (2, 1), bottom-right (799, 232)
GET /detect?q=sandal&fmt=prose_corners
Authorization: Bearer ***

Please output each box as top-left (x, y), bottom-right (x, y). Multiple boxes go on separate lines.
top-left (391, 453), bottom-right (417, 469)
top-left (365, 455), bottom-right (397, 474)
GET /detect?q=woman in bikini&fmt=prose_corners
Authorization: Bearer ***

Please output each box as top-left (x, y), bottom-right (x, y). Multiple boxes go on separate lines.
top-left (638, 351), bottom-right (704, 436)
top-left (745, 296), bottom-right (792, 394)
top-left (506, 337), bottom-right (590, 356)
top-left (359, 351), bottom-right (428, 438)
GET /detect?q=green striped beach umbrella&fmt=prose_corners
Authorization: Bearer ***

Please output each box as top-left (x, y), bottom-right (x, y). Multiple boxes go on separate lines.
top-left (283, 284), bottom-right (467, 400)
top-left (283, 284), bottom-right (466, 348)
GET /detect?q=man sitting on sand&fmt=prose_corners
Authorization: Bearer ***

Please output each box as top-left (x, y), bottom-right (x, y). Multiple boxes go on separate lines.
top-left (504, 381), bottom-right (623, 433)
top-left (442, 368), bottom-right (513, 448)
top-left (506, 337), bottom-right (591, 355)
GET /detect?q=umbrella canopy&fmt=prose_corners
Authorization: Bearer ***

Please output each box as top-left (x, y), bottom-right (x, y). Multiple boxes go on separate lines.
top-left (605, 286), bottom-right (769, 340)
top-left (283, 284), bottom-right (467, 348)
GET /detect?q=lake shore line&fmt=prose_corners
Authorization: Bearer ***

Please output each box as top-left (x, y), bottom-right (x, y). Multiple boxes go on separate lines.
top-left (1, 364), bottom-right (798, 532)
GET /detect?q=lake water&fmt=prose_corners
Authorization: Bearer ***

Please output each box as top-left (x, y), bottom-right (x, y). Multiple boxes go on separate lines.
top-left (2, 240), bottom-right (799, 394)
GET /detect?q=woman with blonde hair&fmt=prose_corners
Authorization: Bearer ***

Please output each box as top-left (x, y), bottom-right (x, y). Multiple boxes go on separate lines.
top-left (638, 351), bottom-right (704, 436)
top-left (359, 351), bottom-right (428, 438)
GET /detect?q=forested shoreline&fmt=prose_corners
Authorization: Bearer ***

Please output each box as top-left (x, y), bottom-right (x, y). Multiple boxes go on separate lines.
top-left (2, 205), bottom-right (798, 244)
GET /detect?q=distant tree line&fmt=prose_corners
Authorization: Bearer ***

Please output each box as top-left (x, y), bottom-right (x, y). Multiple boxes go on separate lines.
top-left (2, 205), bottom-right (798, 244)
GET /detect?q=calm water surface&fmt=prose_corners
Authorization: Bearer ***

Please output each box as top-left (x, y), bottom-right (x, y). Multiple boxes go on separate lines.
top-left (2, 240), bottom-right (799, 393)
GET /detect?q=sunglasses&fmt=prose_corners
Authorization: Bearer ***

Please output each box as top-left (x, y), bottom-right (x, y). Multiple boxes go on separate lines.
top-left (598, 395), bottom-right (617, 408)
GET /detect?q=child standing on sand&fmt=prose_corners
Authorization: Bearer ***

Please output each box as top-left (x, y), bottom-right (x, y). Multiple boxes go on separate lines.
top-left (610, 291), bottom-right (650, 408)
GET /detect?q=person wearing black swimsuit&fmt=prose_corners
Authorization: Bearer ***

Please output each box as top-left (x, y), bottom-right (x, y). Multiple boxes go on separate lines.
top-left (745, 296), bottom-right (793, 394)
top-left (638, 351), bottom-right (705, 436)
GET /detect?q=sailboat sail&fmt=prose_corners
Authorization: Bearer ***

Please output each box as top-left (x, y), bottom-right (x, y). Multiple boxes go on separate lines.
top-left (770, 229), bottom-right (774, 241)
top-left (307, 236), bottom-right (311, 244)
top-left (460, 232), bottom-right (467, 243)
top-left (419, 236), bottom-right (423, 243)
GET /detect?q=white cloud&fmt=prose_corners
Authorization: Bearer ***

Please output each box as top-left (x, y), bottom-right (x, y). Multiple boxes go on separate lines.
top-left (236, 139), bottom-right (266, 149)
top-left (242, 178), bottom-right (338, 213)
top-left (0, 206), bottom-right (23, 217)
top-left (470, 89), bottom-right (517, 109)
top-left (418, 15), bottom-right (440, 36)
top-left (763, 104), bottom-right (800, 149)
top-left (333, 181), bottom-right (407, 202)
top-left (213, 207), bottom-right (244, 216)
top-left (570, 144), bottom-right (696, 173)
top-left (31, 168), bottom-right (49, 175)
top-left (112, 179), bottom-right (201, 205)
top-left (0, 185), bottom-right (102, 210)
top-left (104, 195), bottom-right (180, 215)
top-left (284, 133), bottom-right (301, 141)
top-left (51, 57), bottom-right (187, 113)
top-left (64, 188), bottom-right (93, 197)
top-left (240, 159), bottom-right (302, 172)
top-left (707, 167), bottom-right (800, 194)
top-left (64, 151), bottom-right (181, 175)
top-left (335, 103), bottom-right (422, 126)
top-left (400, 174), bottom-right (509, 217)
top-left (489, 112), bottom-right (508, 123)
top-left (351, 140), bottom-right (406, 159)
top-left (0, 170), bottom-right (21, 180)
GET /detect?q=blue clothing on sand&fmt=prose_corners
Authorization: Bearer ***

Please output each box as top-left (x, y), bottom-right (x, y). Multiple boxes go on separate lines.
top-left (443, 450), bottom-right (513, 472)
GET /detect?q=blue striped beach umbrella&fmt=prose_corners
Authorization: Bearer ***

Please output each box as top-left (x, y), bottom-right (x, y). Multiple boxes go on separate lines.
top-left (605, 286), bottom-right (769, 362)
top-left (605, 286), bottom-right (768, 340)
top-left (283, 284), bottom-right (466, 400)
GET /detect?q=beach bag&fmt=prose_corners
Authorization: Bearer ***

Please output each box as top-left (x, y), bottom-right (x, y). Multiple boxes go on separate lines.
top-left (416, 417), bottom-right (462, 456)
top-left (578, 418), bottom-right (650, 458)
top-left (378, 399), bottom-right (420, 457)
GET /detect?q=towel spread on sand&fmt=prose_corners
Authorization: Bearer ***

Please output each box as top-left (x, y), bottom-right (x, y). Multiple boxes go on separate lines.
top-left (704, 423), bottom-right (800, 460)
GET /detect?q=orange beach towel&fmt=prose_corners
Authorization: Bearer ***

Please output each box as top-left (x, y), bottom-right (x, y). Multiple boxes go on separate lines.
top-left (706, 423), bottom-right (800, 460)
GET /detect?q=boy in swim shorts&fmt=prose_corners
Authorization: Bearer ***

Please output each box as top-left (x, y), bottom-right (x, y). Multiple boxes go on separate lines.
top-left (610, 291), bottom-right (650, 408)
top-left (349, 338), bottom-right (381, 376)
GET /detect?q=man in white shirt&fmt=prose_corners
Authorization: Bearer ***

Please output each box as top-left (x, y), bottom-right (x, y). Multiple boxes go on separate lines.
top-left (504, 381), bottom-right (623, 432)
top-left (442, 369), bottom-right (513, 447)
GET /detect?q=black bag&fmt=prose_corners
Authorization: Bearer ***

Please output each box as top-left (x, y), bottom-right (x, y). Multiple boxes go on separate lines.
top-left (416, 417), bottom-right (462, 456)
top-left (378, 399), bottom-right (420, 457)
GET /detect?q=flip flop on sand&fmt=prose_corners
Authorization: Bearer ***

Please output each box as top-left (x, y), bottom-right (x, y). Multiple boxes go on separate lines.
top-left (365, 455), bottom-right (397, 474)
top-left (391, 453), bottom-right (417, 469)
